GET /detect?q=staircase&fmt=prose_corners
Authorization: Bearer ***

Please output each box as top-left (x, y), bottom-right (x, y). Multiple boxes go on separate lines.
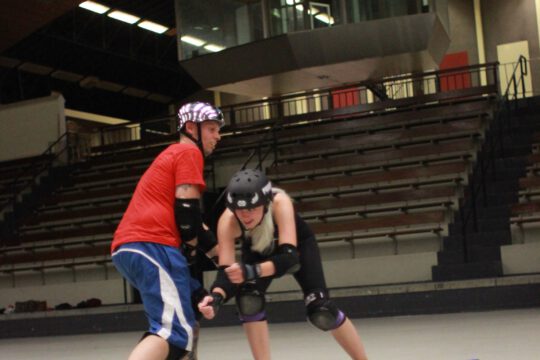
top-left (433, 99), bottom-right (539, 280)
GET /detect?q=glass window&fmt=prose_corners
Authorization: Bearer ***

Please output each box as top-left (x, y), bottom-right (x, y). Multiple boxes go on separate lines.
top-left (177, 0), bottom-right (264, 60)
top-left (347, 0), bottom-right (429, 23)
top-left (269, 0), bottom-right (341, 35)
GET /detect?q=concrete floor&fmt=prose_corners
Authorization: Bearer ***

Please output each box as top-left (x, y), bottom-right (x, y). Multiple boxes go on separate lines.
top-left (0, 308), bottom-right (539, 359)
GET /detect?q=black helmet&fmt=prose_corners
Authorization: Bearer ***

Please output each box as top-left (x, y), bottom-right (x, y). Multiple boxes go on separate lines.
top-left (226, 169), bottom-right (273, 210)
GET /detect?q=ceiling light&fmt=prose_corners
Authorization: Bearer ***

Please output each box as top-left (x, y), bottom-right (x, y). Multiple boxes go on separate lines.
top-left (107, 10), bottom-right (140, 24)
top-left (51, 70), bottom-right (84, 82)
top-left (315, 13), bottom-right (335, 25)
top-left (138, 20), bottom-right (168, 34)
top-left (18, 62), bottom-right (53, 75)
top-left (204, 44), bottom-right (225, 52)
top-left (181, 35), bottom-right (205, 47)
top-left (79, 1), bottom-right (110, 14)
top-left (123, 87), bottom-right (149, 98)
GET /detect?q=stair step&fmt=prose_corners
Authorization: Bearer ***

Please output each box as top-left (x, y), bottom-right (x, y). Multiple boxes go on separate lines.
top-left (438, 245), bottom-right (501, 265)
top-left (494, 157), bottom-right (529, 169)
top-left (468, 245), bottom-right (502, 262)
top-left (463, 231), bottom-right (512, 246)
top-left (450, 218), bottom-right (509, 234)
top-left (443, 230), bottom-right (511, 250)
top-left (456, 205), bottom-right (511, 219)
top-left (432, 261), bottom-right (503, 281)
top-left (437, 250), bottom-right (464, 265)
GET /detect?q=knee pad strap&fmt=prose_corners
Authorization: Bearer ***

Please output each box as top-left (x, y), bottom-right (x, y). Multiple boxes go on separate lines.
top-left (166, 343), bottom-right (188, 360)
top-left (239, 310), bottom-right (267, 323)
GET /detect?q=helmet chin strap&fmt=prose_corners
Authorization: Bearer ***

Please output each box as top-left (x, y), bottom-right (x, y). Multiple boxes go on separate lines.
top-left (181, 122), bottom-right (205, 156)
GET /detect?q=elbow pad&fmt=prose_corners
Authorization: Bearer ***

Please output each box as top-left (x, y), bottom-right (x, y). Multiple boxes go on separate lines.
top-left (270, 244), bottom-right (300, 278)
top-left (211, 266), bottom-right (237, 301)
top-left (175, 198), bottom-right (202, 242)
top-left (197, 227), bottom-right (217, 254)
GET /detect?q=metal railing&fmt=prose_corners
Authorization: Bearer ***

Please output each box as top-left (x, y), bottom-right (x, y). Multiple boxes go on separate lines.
top-left (205, 62), bottom-right (501, 225)
top-left (0, 132), bottom-right (76, 246)
top-left (458, 55), bottom-right (528, 262)
top-left (92, 62), bottom-right (500, 151)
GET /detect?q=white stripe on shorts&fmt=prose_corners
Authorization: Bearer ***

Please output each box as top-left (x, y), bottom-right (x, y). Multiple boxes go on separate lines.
top-left (112, 248), bottom-right (193, 351)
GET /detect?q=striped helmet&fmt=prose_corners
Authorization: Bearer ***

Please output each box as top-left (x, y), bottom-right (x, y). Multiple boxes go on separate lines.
top-left (177, 101), bottom-right (225, 131)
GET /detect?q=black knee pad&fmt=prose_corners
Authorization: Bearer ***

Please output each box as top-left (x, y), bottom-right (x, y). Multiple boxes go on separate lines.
top-left (166, 343), bottom-right (188, 360)
top-left (139, 332), bottom-right (188, 360)
top-left (236, 283), bottom-right (266, 321)
top-left (305, 290), bottom-right (346, 331)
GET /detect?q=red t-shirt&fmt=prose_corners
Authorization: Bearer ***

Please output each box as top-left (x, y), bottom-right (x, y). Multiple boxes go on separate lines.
top-left (111, 143), bottom-right (206, 252)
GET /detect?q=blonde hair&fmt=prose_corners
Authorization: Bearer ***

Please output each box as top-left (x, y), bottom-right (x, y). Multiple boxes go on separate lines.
top-left (245, 202), bottom-right (275, 255)
top-left (244, 188), bottom-right (288, 255)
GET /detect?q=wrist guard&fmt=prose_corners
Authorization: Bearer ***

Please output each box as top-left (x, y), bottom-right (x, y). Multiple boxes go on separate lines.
top-left (241, 263), bottom-right (262, 281)
top-left (210, 292), bottom-right (224, 315)
top-left (211, 266), bottom-right (237, 301)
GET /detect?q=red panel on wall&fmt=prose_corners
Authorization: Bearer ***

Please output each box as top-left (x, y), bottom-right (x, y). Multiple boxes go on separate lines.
top-left (332, 87), bottom-right (360, 108)
top-left (439, 51), bottom-right (471, 91)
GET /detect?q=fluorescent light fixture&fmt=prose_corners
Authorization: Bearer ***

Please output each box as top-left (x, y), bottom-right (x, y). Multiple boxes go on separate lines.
top-left (315, 13), bottom-right (334, 25)
top-left (181, 35), bottom-right (205, 47)
top-left (138, 20), bottom-right (168, 34)
top-left (79, 1), bottom-right (110, 14)
top-left (204, 44), bottom-right (225, 52)
top-left (107, 10), bottom-right (140, 24)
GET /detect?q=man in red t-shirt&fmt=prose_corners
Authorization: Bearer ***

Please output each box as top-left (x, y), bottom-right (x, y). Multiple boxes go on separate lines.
top-left (111, 102), bottom-right (224, 360)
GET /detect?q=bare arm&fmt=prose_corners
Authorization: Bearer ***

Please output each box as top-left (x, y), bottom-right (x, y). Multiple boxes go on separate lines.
top-left (217, 209), bottom-right (240, 266)
top-left (198, 210), bottom-right (240, 319)
top-left (175, 183), bottom-right (201, 199)
top-left (273, 192), bottom-right (297, 247)
top-left (257, 192), bottom-right (297, 277)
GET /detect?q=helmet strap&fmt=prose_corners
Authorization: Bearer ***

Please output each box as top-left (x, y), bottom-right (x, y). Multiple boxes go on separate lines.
top-left (196, 122), bottom-right (204, 155)
top-left (180, 122), bottom-right (205, 156)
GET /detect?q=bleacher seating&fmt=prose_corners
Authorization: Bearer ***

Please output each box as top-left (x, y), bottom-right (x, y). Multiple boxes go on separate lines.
top-left (511, 132), bottom-right (540, 233)
top-left (0, 84), bottom-right (497, 278)
top-left (269, 106), bottom-right (490, 258)
top-left (0, 154), bottom-right (54, 215)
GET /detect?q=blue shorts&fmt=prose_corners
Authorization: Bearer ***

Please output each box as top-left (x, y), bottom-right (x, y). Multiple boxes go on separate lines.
top-left (112, 242), bottom-right (200, 351)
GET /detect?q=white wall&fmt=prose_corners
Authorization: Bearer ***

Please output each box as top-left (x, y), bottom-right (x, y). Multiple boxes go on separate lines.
top-left (204, 252), bottom-right (438, 294)
top-left (0, 93), bottom-right (66, 162)
top-left (501, 242), bottom-right (540, 275)
top-left (0, 265), bottom-right (127, 309)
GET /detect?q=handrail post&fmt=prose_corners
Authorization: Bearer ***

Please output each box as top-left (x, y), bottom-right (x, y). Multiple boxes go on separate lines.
top-left (492, 63), bottom-right (498, 91)
top-left (471, 182), bottom-right (478, 233)
top-left (480, 157), bottom-right (487, 207)
top-left (519, 56), bottom-right (527, 97)
top-left (229, 108), bottom-right (236, 128)
top-left (272, 124), bottom-right (279, 168)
